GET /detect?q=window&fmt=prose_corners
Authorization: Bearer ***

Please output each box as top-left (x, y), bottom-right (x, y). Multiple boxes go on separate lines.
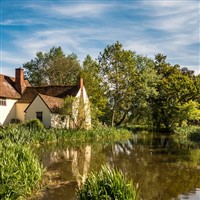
top-left (0, 98), bottom-right (6, 106)
top-left (36, 112), bottom-right (43, 122)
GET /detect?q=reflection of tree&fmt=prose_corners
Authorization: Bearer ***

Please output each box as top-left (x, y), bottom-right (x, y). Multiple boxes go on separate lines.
top-left (102, 134), bottom-right (200, 200)
top-left (38, 134), bottom-right (200, 200)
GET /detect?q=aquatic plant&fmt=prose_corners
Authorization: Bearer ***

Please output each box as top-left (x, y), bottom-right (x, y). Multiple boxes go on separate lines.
top-left (0, 141), bottom-right (44, 200)
top-left (76, 165), bottom-right (139, 200)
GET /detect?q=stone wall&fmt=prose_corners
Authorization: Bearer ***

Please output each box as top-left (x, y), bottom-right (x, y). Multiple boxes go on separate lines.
top-left (51, 114), bottom-right (70, 129)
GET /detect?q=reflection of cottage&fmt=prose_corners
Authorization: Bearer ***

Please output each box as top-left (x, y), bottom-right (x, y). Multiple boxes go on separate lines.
top-left (42, 146), bottom-right (91, 187)
top-left (0, 68), bottom-right (91, 129)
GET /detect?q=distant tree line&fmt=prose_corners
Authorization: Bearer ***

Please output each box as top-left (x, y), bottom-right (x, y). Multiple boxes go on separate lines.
top-left (23, 42), bottom-right (200, 131)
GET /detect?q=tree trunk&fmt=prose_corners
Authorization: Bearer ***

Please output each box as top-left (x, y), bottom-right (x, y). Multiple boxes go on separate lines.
top-left (116, 112), bottom-right (127, 126)
top-left (111, 109), bottom-right (115, 127)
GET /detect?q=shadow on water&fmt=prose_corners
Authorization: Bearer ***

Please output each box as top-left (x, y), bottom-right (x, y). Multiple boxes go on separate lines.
top-left (32, 132), bottom-right (200, 200)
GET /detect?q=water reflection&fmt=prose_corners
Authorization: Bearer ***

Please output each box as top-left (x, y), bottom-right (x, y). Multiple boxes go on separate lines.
top-left (33, 133), bottom-right (200, 200)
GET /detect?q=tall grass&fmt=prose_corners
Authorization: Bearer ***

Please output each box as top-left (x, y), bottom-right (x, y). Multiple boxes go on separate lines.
top-left (0, 124), bottom-right (132, 145)
top-left (76, 165), bottom-right (139, 200)
top-left (0, 141), bottom-right (44, 200)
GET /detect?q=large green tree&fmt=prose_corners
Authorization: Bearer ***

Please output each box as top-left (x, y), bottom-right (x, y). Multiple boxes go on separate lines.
top-left (150, 54), bottom-right (198, 131)
top-left (128, 55), bottom-right (159, 126)
top-left (23, 46), bottom-right (81, 86)
top-left (81, 55), bottom-right (107, 122)
top-left (98, 42), bottom-right (138, 126)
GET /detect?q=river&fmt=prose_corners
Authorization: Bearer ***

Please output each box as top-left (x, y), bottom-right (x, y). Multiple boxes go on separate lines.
top-left (32, 132), bottom-right (200, 200)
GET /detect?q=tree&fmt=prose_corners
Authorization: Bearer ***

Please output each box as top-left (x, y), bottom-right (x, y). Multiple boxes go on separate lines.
top-left (178, 100), bottom-right (200, 125)
top-left (81, 55), bottom-right (107, 123)
top-left (127, 55), bottom-right (159, 126)
top-left (98, 41), bottom-right (139, 126)
top-left (150, 54), bottom-right (198, 131)
top-left (23, 46), bottom-right (81, 86)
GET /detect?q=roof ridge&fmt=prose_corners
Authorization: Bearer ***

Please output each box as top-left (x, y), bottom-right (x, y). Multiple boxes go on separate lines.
top-left (38, 93), bottom-right (62, 99)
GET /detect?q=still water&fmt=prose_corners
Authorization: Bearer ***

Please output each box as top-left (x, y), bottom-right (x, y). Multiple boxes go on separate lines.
top-left (33, 133), bottom-right (200, 200)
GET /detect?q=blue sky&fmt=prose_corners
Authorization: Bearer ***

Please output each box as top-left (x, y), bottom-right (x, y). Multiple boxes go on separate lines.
top-left (1, 0), bottom-right (199, 76)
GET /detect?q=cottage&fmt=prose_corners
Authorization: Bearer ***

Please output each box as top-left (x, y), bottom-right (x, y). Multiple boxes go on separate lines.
top-left (0, 68), bottom-right (91, 129)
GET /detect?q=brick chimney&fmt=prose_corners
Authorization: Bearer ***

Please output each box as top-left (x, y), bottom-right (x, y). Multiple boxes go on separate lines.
top-left (15, 68), bottom-right (26, 94)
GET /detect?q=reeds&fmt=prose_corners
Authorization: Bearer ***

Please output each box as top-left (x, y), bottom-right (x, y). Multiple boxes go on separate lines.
top-left (0, 141), bottom-right (44, 200)
top-left (0, 125), bottom-right (131, 145)
top-left (76, 165), bottom-right (139, 200)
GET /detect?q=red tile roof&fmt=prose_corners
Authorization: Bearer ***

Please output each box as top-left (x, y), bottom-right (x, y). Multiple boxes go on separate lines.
top-left (0, 72), bottom-right (80, 107)
top-left (39, 94), bottom-right (64, 113)
top-left (18, 85), bottom-right (79, 103)
top-left (0, 74), bottom-right (29, 99)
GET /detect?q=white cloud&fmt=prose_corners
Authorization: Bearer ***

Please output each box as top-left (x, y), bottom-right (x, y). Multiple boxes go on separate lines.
top-left (49, 3), bottom-right (112, 18)
top-left (1, 0), bottom-right (199, 74)
top-left (25, 2), bottom-right (113, 19)
top-left (0, 19), bottom-right (41, 26)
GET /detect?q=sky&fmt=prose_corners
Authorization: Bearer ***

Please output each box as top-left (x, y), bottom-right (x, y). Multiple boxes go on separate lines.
top-left (1, 0), bottom-right (200, 77)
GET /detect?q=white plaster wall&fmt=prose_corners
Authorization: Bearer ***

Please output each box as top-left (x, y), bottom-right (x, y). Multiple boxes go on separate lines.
top-left (0, 99), bottom-right (17, 125)
top-left (51, 114), bottom-right (70, 129)
top-left (15, 103), bottom-right (28, 122)
top-left (25, 96), bottom-right (51, 127)
top-left (73, 87), bottom-right (91, 129)
top-left (82, 87), bottom-right (92, 129)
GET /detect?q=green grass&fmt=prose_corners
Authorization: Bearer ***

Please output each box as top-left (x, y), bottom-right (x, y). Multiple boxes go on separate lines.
top-left (0, 141), bottom-right (44, 200)
top-left (76, 165), bottom-right (139, 200)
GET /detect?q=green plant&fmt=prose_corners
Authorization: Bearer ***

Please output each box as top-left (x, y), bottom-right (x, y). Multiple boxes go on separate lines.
top-left (76, 165), bottom-right (139, 200)
top-left (173, 126), bottom-right (200, 146)
top-left (22, 118), bottom-right (44, 130)
top-left (0, 141), bottom-right (44, 200)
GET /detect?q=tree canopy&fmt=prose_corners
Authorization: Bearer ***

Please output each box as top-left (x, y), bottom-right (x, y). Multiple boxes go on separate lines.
top-left (23, 46), bottom-right (81, 86)
top-left (22, 43), bottom-right (200, 130)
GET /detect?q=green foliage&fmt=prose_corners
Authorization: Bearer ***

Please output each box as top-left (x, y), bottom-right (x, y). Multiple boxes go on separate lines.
top-left (174, 126), bottom-right (200, 146)
top-left (76, 165), bottom-right (139, 200)
top-left (59, 96), bottom-right (74, 116)
top-left (23, 46), bottom-right (81, 86)
top-left (22, 119), bottom-right (44, 130)
top-left (150, 54), bottom-right (198, 131)
top-left (22, 43), bottom-right (200, 130)
top-left (0, 141), bottom-right (44, 200)
top-left (0, 124), bottom-right (131, 145)
top-left (98, 41), bottom-right (159, 127)
top-left (98, 41), bottom-right (138, 126)
top-left (178, 100), bottom-right (200, 125)
top-left (81, 55), bottom-right (107, 122)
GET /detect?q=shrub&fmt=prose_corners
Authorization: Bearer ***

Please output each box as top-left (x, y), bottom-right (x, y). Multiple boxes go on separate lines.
top-left (188, 128), bottom-right (200, 142)
top-left (0, 141), bottom-right (44, 200)
top-left (76, 165), bottom-right (139, 200)
top-left (23, 118), bottom-right (44, 130)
